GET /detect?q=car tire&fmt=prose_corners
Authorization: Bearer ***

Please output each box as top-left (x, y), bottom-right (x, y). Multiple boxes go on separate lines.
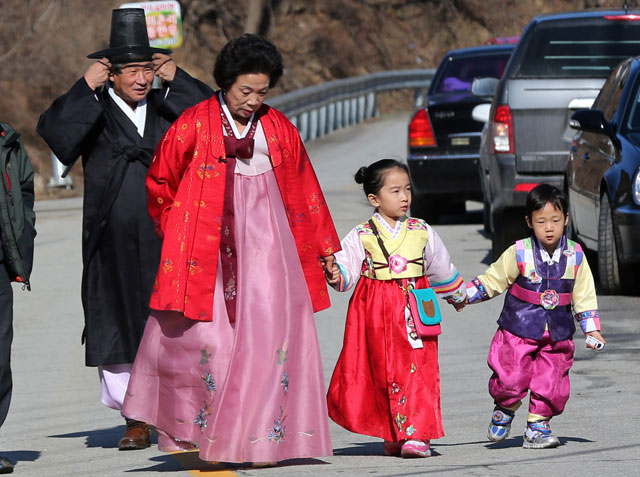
top-left (491, 210), bottom-right (528, 260)
top-left (411, 197), bottom-right (440, 224)
top-left (597, 193), bottom-right (621, 295)
top-left (482, 194), bottom-right (491, 235)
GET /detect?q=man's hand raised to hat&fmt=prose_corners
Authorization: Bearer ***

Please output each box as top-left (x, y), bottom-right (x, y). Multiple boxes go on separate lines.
top-left (153, 53), bottom-right (176, 83)
top-left (84, 58), bottom-right (112, 91)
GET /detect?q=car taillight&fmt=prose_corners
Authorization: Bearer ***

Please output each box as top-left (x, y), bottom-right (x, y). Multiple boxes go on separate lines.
top-left (492, 104), bottom-right (514, 154)
top-left (409, 109), bottom-right (437, 147)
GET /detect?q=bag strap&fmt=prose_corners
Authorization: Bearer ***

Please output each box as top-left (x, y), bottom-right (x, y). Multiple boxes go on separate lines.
top-left (368, 219), bottom-right (391, 262)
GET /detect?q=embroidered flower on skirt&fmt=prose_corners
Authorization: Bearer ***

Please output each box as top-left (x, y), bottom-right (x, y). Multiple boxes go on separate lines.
top-left (406, 425), bottom-right (416, 436)
top-left (268, 415), bottom-right (286, 443)
top-left (540, 289), bottom-right (560, 310)
top-left (194, 403), bottom-right (210, 430)
top-left (281, 372), bottom-right (289, 392)
top-left (200, 349), bottom-right (211, 365)
top-left (388, 254), bottom-right (408, 274)
top-left (395, 413), bottom-right (407, 432)
top-left (202, 372), bottom-right (216, 392)
top-left (390, 383), bottom-right (401, 394)
top-left (528, 271), bottom-right (543, 285)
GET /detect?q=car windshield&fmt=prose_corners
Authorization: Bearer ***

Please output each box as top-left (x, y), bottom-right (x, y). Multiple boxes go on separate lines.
top-left (517, 17), bottom-right (640, 78)
top-left (432, 53), bottom-right (511, 93)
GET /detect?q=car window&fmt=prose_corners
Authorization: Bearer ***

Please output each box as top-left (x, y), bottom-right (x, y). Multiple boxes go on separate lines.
top-left (516, 17), bottom-right (640, 78)
top-left (432, 54), bottom-right (511, 93)
top-left (625, 75), bottom-right (640, 132)
top-left (603, 65), bottom-right (629, 121)
top-left (592, 62), bottom-right (626, 110)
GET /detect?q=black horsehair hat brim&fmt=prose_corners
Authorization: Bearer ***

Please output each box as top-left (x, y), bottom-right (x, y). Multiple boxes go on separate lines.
top-left (87, 45), bottom-right (172, 62)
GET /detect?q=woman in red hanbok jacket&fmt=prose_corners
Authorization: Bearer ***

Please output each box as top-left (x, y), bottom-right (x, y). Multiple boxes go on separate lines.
top-left (122, 34), bottom-right (340, 466)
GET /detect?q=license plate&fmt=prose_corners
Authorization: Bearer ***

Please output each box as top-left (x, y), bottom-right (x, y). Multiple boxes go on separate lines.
top-left (451, 137), bottom-right (470, 146)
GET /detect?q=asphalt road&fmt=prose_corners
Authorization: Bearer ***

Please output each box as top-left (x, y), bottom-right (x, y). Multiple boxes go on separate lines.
top-left (1, 113), bottom-right (639, 476)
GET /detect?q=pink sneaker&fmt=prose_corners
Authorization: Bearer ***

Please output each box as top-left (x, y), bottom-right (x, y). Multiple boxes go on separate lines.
top-left (383, 440), bottom-right (402, 456)
top-left (401, 439), bottom-right (431, 458)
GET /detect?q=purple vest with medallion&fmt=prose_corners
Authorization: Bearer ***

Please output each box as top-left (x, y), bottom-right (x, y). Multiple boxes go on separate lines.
top-left (498, 235), bottom-right (582, 342)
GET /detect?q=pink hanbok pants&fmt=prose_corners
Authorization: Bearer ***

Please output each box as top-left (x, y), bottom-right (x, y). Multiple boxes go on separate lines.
top-left (488, 328), bottom-right (575, 419)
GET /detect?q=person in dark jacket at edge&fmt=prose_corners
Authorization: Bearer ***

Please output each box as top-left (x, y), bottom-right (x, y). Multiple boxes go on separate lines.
top-left (0, 122), bottom-right (37, 474)
top-left (37, 8), bottom-right (213, 451)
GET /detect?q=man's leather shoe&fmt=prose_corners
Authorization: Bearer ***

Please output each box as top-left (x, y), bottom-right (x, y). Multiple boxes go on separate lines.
top-left (118, 419), bottom-right (151, 451)
top-left (0, 456), bottom-right (13, 474)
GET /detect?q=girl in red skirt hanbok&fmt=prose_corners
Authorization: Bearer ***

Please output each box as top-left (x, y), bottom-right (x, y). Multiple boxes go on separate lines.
top-left (325, 159), bottom-right (466, 458)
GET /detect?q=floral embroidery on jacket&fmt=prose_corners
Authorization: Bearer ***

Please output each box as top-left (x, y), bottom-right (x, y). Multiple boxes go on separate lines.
top-left (388, 254), bottom-right (408, 274)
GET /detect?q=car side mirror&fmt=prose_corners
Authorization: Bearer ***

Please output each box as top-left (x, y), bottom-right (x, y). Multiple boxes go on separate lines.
top-left (569, 109), bottom-right (615, 138)
top-left (471, 77), bottom-right (499, 99)
top-left (472, 103), bottom-right (491, 123)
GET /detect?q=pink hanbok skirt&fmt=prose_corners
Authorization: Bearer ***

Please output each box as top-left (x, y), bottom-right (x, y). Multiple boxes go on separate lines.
top-left (122, 170), bottom-right (332, 463)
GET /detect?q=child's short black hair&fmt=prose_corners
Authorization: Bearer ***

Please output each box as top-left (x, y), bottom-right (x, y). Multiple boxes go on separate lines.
top-left (354, 159), bottom-right (409, 196)
top-left (525, 183), bottom-right (568, 220)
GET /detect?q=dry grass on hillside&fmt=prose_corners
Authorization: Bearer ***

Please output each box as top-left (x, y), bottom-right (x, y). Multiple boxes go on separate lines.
top-left (0, 0), bottom-right (628, 198)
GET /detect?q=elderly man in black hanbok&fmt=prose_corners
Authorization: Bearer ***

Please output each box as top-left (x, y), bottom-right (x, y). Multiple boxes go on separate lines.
top-left (37, 8), bottom-right (212, 450)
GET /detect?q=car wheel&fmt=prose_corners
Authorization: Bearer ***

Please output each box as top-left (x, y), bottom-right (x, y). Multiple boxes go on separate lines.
top-left (597, 193), bottom-right (621, 294)
top-left (482, 193), bottom-right (491, 235)
top-left (491, 210), bottom-right (528, 260)
top-left (411, 197), bottom-right (440, 224)
top-left (479, 164), bottom-right (491, 234)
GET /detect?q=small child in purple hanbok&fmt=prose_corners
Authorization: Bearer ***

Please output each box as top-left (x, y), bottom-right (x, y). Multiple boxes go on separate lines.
top-left (465, 184), bottom-right (605, 449)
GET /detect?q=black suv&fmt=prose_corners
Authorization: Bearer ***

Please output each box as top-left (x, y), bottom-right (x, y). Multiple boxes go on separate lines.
top-left (477, 10), bottom-right (640, 257)
top-left (407, 44), bottom-right (515, 223)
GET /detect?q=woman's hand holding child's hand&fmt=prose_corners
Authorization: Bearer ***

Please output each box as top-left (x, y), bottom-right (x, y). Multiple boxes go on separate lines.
top-left (323, 255), bottom-right (340, 285)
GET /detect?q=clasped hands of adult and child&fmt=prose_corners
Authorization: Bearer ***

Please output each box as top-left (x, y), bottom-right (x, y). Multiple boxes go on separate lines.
top-left (323, 261), bottom-right (468, 312)
top-left (323, 263), bottom-right (605, 349)
top-left (83, 53), bottom-right (176, 91)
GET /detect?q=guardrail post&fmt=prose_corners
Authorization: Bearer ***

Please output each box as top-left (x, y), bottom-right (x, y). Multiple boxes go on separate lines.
top-left (335, 101), bottom-right (343, 129)
top-left (366, 92), bottom-right (376, 119)
top-left (309, 108), bottom-right (318, 140)
top-left (299, 112), bottom-right (309, 141)
top-left (48, 152), bottom-right (73, 189)
top-left (318, 105), bottom-right (328, 137)
top-left (327, 103), bottom-right (336, 133)
top-left (414, 88), bottom-right (425, 108)
top-left (350, 97), bottom-right (358, 125)
top-left (357, 95), bottom-right (366, 123)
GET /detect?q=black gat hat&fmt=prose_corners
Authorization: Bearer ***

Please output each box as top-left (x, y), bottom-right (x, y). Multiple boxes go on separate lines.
top-left (87, 8), bottom-right (172, 63)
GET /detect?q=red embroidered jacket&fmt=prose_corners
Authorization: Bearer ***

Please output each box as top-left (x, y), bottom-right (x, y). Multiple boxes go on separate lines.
top-left (147, 95), bottom-right (340, 321)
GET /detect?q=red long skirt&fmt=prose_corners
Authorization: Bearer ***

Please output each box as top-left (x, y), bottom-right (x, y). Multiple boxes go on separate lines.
top-left (327, 276), bottom-right (444, 442)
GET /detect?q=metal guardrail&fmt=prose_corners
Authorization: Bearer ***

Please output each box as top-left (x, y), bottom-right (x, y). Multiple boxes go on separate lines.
top-left (268, 68), bottom-right (436, 142)
top-left (48, 69), bottom-right (435, 186)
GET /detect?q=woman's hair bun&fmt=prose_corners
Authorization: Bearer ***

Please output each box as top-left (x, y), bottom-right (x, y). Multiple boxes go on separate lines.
top-left (354, 166), bottom-right (367, 184)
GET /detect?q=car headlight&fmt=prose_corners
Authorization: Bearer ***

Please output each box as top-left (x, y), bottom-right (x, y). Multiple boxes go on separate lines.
top-left (634, 167), bottom-right (640, 206)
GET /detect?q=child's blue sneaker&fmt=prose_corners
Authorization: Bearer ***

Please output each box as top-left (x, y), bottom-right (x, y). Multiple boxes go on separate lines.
top-left (523, 420), bottom-right (560, 449)
top-left (487, 406), bottom-right (515, 442)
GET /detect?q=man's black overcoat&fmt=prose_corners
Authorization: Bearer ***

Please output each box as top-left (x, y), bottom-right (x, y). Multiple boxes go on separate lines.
top-left (37, 69), bottom-right (212, 366)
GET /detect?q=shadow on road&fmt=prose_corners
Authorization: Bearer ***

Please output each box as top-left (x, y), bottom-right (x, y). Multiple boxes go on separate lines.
top-left (0, 450), bottom-right (40, 466)
top-left (49, 425), bottom-right (157, 449)
top-left (333, 441), bottom-right (381, 456)
top-left (485, 435), bottom-right (592, 450)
